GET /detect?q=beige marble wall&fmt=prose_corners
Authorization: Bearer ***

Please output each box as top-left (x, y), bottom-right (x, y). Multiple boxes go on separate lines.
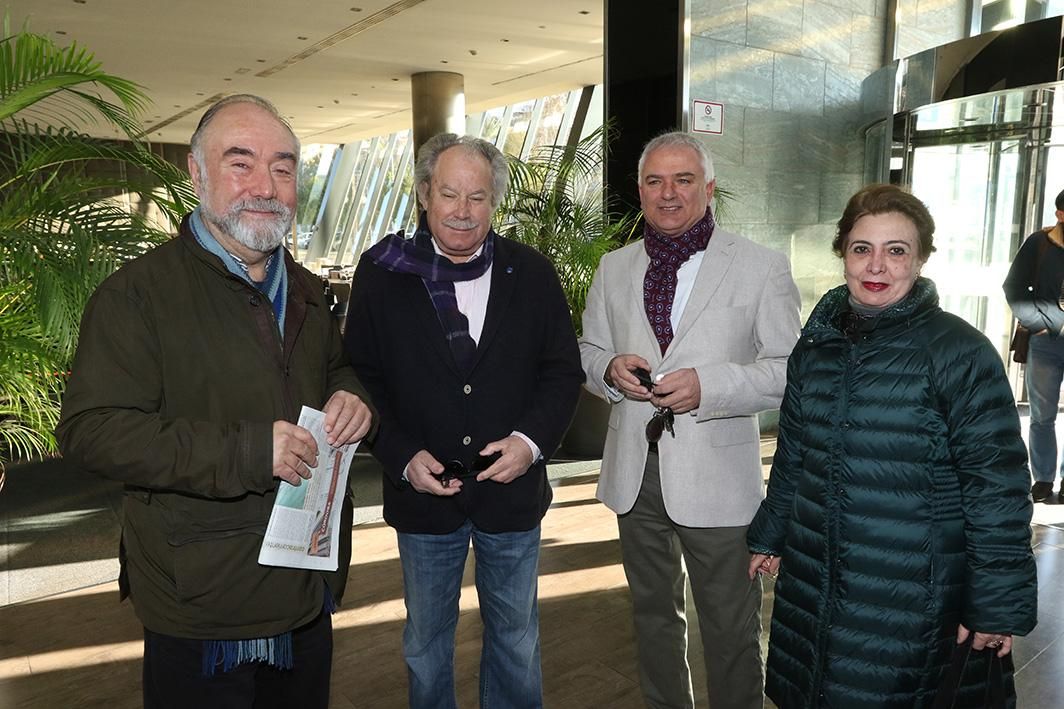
top-left (689, 0), bottom-right (889, 314)
top-left (894, 0), bottom-right (967, 59)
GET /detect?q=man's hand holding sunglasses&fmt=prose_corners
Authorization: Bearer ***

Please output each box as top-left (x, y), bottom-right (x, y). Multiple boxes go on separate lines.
top-left (405, 449), bottom-right (463, 496)
top-left (475, 436), bottom-right (534, 484)
top-left (605, 354), bottom-right (655, 400)
top-left (649, 368), bottom-right (701, 415)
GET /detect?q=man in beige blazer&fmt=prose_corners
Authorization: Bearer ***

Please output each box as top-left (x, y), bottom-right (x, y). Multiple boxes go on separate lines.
top-left (580, 132), bottom-right (801, 709)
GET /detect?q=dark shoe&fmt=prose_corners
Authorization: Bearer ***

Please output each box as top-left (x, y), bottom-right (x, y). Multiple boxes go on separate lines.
top-left (1058, 484), bottom-right (1064, 503)
top-left (1032, 481), bottom-right (1054, 502)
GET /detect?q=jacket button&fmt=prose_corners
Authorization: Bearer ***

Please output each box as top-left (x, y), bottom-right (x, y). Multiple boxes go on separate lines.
top-left (462, 435), bottom-right (471, 445)
top-left (463, 384), bottom-right (472, 395)
top-left (249, 295), bottom-right (260, 306)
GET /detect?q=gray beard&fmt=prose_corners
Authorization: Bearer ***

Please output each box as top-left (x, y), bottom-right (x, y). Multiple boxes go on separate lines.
top-left (202, 197), bottom-right (293, 253)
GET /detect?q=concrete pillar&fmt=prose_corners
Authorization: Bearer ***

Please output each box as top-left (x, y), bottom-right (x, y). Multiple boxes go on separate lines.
top-left (411, 72), bottom-right (465, 159)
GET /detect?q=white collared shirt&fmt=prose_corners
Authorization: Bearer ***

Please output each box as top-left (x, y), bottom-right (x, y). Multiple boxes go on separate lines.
top-left (432, 239), bottom-right (492, 344)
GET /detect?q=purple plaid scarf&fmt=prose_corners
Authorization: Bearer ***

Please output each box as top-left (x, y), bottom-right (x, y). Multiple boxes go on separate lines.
top-left (365, 214), bottom-right (494, 371)
top-left (643, 207), bottom-right (715, 353)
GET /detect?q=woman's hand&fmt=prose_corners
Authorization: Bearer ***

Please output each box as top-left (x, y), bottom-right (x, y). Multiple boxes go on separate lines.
top-left (748, 553), bottom-right (781, 581)
top-left (957, 624), bottom-right (1012, 657)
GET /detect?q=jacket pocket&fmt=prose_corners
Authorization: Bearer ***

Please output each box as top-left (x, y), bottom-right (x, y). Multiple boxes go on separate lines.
top-left (708, 416), bottom-right (758, 447)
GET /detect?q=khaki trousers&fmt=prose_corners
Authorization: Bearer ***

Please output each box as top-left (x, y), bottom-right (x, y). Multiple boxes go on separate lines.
top-left (617, 451), bottom-right (764, 709)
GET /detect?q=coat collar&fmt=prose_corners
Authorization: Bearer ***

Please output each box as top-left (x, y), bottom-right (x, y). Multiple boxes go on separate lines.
top-left (626, 228), bottom-right (739, 363)
top-left (405, 232), bottom-right (520, 379)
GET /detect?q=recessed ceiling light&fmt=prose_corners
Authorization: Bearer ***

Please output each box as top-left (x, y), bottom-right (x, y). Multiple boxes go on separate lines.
top-left (500, 38), bottom-right (509, 43)
top-left (173, 104), bottom-right (181, 108)
top-left (538, 25), bottom-right (546, 29)
top-left (196, 92), bottom-right (204, 96)
top-left (297, 36), bottom-right (308, 40)
top-left (256, 59), bottom-right (266, 63)
top-left (391, 78), bottom-right (399, 82)
top-left (440, 60), bottom-right (448, 64)
top-left (55, 30), bottom-right (67, 35)
top-left (333, 99), bottom-right (340, 104)
top-left (223, 78), bottom-right (232, 82)
top-left (469, 49), bottom-right (477, 56)
top-left (579, 10), bottom-right (590, 14)
top-left (350, 6), bottom-right (362, 10)
top-left (73, 0), bottom-right (87, 4)
top-left (317, 105), bottom-right (324, 109)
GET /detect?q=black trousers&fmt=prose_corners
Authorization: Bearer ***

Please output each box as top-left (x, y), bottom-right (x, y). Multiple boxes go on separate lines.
top-left (143, 609), bottom-right (332, 709)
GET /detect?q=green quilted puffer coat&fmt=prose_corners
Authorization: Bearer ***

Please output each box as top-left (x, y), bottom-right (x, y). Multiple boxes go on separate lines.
top-left (748, 278), bottom-right (1037, 709)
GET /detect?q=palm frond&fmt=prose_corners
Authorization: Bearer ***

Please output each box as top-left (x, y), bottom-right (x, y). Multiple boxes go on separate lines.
top-left (0, 17), bottom-right (194, 472)
top-left (0, 26), bottom-right (147, 137)
top-left (498, 122), bottom-right (638, 334)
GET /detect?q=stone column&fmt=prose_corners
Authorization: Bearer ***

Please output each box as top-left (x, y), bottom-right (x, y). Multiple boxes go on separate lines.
top-left (411, 72), bottom-right (466, 159)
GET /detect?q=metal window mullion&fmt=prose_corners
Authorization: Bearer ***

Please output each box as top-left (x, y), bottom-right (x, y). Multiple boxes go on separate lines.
top-left (494, 104), bottom-right (516, 149)
top-left (520, 97), bottom-right (546, 159)
top-left (380, 134), bottom-right (415, 236)
top-left (334, 138), bottom-right (379, 263)
top-left (352, 132), bottom-right (400, 257)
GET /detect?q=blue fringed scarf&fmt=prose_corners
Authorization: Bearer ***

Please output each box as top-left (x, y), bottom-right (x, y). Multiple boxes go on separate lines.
top-left (200, 589), bottom-right (336, 677)
top-left (190, 209), bottom-right (288, 338)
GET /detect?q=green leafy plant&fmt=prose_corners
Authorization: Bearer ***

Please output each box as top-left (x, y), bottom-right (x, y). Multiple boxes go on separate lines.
top-left (498, 125), bottom-right (639, 335)
top-left (0, 17), bottom-right (196, 485)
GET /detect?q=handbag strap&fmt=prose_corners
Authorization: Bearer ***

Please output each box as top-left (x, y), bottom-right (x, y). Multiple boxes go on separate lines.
top-left (933, 639), bottom-right (973, 709)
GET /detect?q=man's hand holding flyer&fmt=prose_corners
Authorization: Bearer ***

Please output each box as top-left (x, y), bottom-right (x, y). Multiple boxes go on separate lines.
top-left (259, 406), bottom-right (358, 571)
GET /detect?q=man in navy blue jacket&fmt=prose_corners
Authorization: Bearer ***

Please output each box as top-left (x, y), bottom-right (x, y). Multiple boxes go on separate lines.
top-left (345, 133), bottom-right (583, 709)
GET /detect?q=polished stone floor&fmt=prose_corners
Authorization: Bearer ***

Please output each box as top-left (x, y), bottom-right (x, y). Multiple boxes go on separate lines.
top-left (1, 447), bottom-right (1062, 707)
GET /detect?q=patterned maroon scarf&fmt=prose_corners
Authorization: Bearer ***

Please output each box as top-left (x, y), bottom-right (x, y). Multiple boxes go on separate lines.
top-left (643, 207), bottom-right (715, 353)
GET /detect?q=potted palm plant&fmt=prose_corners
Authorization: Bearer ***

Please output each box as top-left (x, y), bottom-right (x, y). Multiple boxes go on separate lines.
top-left (0, 17), bottom-right (195, 487)
top-left (497, 126), bottom-right (639, 458)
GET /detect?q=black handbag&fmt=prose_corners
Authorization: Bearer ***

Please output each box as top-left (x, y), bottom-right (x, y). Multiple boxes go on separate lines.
top-left (933, 637), bottom-right (1011, 709)
top-left (1010, 234), bottom-right (1052, 364)
top-left (1010, 323), bottom-right (1031, 364)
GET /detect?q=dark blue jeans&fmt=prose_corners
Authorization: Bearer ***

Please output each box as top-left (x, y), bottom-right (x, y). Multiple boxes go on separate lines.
top-left (397, 519), bottom-right (543, 709)
top-left (1026, 333), bottom-right (1064, 483)
top-left (142, 607), bottom-right (332, 709)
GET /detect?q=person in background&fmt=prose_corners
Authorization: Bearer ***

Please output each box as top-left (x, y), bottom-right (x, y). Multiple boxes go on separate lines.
top-left (57, 94), bottom-right (374, 708)
top-left (1003, 188), bottom-right (1064, 502)
top-left (580, 131), bottom-right (801, 709)
top-left (749, 184), bottom-right (1037, 708)
top-left (344, 133), bottom-right (583, 709)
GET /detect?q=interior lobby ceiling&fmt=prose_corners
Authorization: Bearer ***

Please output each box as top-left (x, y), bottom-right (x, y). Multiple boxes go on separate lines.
top-left (9, 0), bottom-right (604, 145)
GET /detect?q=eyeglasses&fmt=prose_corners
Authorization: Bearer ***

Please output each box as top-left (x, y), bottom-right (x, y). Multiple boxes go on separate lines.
top-left (433, 460), bottom-right (477, 488)
top-left (645, 406), bottom-right (675, 443)
top-left (431, 452), bottom-right (502, 488)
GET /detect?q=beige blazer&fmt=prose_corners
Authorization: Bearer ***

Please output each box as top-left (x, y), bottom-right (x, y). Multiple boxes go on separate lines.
top-left (580, 228), bottom-right (801, 527)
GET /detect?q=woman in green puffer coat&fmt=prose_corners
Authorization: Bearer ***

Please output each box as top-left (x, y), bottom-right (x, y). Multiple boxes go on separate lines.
top-left (747, 184), bottom-right (1037, 708)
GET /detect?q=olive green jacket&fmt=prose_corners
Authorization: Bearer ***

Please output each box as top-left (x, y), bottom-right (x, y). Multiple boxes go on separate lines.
top-left (57, 216), bottom-right (371, 640)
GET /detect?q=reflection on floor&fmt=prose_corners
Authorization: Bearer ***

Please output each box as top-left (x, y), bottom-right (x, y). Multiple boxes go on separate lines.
top-left (1, 463), bottom-right (1062, 707)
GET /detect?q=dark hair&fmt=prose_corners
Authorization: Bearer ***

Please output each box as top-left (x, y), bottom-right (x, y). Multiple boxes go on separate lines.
top-left (832, 184), bottom-right (936, 260)
top-left (1055, 188), bottom-right (1064, 211)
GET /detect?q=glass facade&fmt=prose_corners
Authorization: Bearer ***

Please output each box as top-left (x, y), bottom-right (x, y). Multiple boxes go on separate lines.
top-left (296, 86), bottom-right (603, 267)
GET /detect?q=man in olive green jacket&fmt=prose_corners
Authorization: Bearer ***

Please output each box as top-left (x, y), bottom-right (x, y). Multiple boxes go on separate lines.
top-left (57, 95), bottom-right (374, 709)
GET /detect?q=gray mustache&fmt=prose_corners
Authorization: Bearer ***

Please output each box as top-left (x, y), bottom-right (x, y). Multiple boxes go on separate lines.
top-left (442, 218), bottom-right (478, 230)
top-left (235, 198), bottom-right (291, 217)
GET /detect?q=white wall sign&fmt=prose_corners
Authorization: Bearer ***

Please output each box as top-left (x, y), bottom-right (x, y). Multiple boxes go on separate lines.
top-left (692, 100), bottom-right (724, 135)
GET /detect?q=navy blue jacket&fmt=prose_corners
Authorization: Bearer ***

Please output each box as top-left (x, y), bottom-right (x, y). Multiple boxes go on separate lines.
top-left (345, 234), bottom-right (584, 534)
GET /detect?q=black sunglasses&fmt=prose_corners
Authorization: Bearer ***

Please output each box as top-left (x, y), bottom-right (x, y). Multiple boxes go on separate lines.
top-left (645, 406), bottom-right (675, 443)
top-left (432, 452), bottom-right (502, 487)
